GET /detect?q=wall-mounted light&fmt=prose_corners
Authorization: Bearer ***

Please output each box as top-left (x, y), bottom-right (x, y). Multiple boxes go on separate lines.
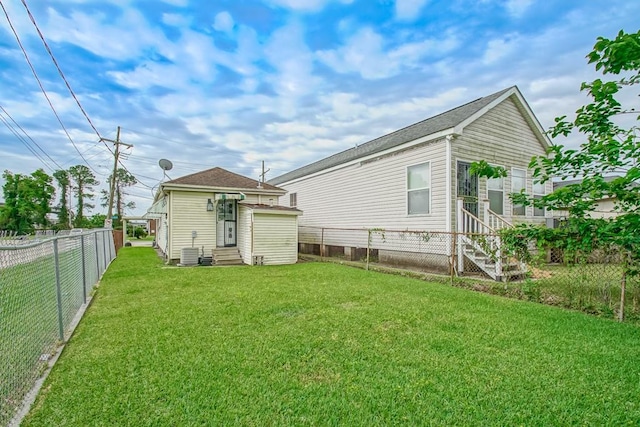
top-left (206, 199), bottom-right (214, 211)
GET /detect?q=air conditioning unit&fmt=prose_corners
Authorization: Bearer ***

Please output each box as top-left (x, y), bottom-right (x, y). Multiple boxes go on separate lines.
top-left (180, 247), bottom-right (199, 266)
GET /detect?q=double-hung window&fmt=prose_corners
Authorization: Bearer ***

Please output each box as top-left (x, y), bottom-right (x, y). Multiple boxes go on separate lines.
top-left (511, 168), bottom-right (526, 216)
top-left (487, 174), bottom-right (504, 215)
top-left (290, 192), bottom-right (297, 208)
top-left (533, 181), bottom-right (545, 216)
top-left (407, 162), bottom-right (430, 215)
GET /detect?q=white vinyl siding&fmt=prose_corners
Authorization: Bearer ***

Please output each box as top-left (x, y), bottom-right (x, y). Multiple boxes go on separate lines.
top-left (487, 175), bottom-right (504, 215)
top-left (448, 98), bottom-right (550, 227)
top-left (253, 213), bottom-right (298, 265)
top-left (407, 162), bottom-right (431, 215)
top-left (168, 191), bottom-right (216, 260)
top-left (277, 139), bottom-right (447, 231)
top-left (237, 205), bottom-right (253, 264)
top-left (511, 168), bottom-right (526, 216)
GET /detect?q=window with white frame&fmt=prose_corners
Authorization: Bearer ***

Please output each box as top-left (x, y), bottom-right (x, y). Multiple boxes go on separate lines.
top-left (290, 192), bottom-right (297, 207)
top-left (511, 168), bottom-right (526, 216)
top-left (533, 181), bottom-right (545, 216)
top-left (407, 162), bottom-right (430, 215)
top-left (487, 175), bottom-right (504, 215)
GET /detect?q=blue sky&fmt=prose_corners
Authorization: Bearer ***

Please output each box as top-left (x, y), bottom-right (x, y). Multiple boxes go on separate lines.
top-left (0, 0), bottom-right (638, 216)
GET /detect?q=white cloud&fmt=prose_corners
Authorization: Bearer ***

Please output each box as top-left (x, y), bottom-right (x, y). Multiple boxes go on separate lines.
top-left (263, 22), bottom-right (320, 116)
top-left (269, 0), bottom-right (330, 12)
top-left (213, 11), bottom-right (234, 33)
top-left (162, 13), bottom-right (189, 27)
top-left (268, 0), bottom-right (353, 12)
top-left (44, 7), bottom-right (172, 61)
top-left (395, 0), bottom-right (430, 21)
top-left (317, 27), bottom-right (459, 79)
top-left (159, 0), bottom-right (188, 6)
top-left (482, 34), bottom-right (520, 65)
top-left (504, 0), bottom-right (533, 18)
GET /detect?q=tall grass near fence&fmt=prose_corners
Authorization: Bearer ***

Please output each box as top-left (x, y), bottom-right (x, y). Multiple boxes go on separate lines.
top-left (0, 230), bottom-right (115, 426)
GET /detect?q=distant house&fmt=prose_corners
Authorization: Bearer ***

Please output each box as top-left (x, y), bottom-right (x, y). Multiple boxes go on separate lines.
top-left (147, 167), bottom-right (301, 265)
top-left (270, 86), bottom-right (553, 280)
top-left (552, 176), bottom-right (636, 220)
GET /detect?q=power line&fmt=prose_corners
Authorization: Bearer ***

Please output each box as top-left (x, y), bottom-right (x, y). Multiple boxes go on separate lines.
top-left (0, 104), bottom-right (64, 170)
top-left (0, 113), bottom-right (54, 172)
top-left (0, 0), bottom-right (99, 174)
top-left (19, 0), bottom-right (106, 145)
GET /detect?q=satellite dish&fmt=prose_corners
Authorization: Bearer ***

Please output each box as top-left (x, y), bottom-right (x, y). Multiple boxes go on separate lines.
top-left (159, 159), bottom-right (173, 171)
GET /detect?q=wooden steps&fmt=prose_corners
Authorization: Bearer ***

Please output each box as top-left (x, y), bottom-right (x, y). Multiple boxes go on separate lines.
top-left (212, 247), bottom-right (244, 266)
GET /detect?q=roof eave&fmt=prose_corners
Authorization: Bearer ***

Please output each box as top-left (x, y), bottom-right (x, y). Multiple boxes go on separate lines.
top-left (273, 128), bottom-right (455, 186)
top-left (161, 182), bottom-right (286, 195)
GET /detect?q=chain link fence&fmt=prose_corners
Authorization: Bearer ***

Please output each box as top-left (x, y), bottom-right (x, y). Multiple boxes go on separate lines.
top-left (298, 226), bottom-right (640, 322)
top-left (299, 226), bottom-right (499, 277)
top-left (0, 229), bottom-right (116, 426)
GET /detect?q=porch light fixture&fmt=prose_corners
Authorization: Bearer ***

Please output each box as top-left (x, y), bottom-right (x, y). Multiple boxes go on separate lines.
top-left (206, 199), bottom-right (214, 211)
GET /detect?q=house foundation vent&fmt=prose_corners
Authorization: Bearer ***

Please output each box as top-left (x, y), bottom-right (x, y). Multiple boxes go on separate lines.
top-left (180, 247), bottom-right (199, 266)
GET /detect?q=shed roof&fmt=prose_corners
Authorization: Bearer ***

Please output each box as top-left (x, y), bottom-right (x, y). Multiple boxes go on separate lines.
top-left (241, 203), bottom-right (302, 214)
top-left (164, 167), bottom-right (283, 192)
top-left (270, 86), bottom-right (525, 185)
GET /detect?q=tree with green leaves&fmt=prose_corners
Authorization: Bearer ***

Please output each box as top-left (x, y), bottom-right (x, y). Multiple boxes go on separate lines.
top-left (87, 213), bottom-right (107, 229)
top-left (68, 165), bottom-right (99, 228)
top-left (100, 168), bottom-right (137, 227)
top-left (473, 29), bottom-right (640, 321)
top-left (53, 169), bottom-right (71, 229)
top-left (0, 169), bottom-right (55, 233)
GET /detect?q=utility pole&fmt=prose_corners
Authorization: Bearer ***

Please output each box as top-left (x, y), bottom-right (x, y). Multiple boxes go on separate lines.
top-left (100, 126), bottom-right (133, 228)
top-left (258, 160), bottom-right (270, 188)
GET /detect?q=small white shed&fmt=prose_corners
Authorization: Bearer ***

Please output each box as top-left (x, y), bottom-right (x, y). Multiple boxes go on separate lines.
top-left (238, 203), bottom-right (302, 265)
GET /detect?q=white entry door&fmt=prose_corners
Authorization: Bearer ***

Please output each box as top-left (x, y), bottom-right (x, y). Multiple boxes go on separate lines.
top-left (216, 199), bottom-right (237, 247)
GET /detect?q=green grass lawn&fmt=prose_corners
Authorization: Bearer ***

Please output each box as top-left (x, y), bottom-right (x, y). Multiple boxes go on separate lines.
top-left (22, 248), bottom-right (640, 426)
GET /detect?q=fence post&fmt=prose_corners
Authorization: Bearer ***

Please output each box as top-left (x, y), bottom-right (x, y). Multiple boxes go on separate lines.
top-left (450, 232), bottom-right (456, 282)
top-left (495, 234), bottom-right (503, 280)
top-left (80, 234), bottom-right (87, 304)
top-left (103, 230), bottom-right (108, 269)
top-left (456, 198), bottom-right (465, 275)
top-left (366, 229), bottom-right (370, 271)
top-left (320, 228), bottom-right (325, 259)
top-left (53, 239), bottom-right (65, 342)
top-left (94, 231), bottom-right (100, 276)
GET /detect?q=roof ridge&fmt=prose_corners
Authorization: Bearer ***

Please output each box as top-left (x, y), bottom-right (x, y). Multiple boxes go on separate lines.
top-left (166, 166), bottom-right (220, 184)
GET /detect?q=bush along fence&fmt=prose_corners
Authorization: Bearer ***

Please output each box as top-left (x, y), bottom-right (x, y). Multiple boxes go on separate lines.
top-left (0, 229), bottom-right (116, 426)
top-left (298, 226), bottom-right (640, 323)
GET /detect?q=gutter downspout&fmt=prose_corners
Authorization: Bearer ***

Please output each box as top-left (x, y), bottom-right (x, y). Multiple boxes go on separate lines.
top-left (251, 211), bottom-right (255, 264)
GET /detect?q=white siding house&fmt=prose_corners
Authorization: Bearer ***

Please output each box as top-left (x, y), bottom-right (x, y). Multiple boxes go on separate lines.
top-left (147, 167), bottom-right (301, 265)
top-left (270, 86), bottom-right (553, 280)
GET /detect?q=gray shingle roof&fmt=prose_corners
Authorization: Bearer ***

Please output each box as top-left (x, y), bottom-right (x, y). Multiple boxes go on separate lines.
top-left (270, 86), bottom-right (515, 185)
top-left (165, 167), bottom-right (283, 192)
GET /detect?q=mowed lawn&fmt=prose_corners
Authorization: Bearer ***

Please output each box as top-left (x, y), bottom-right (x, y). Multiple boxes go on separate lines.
top-left (23, 248), bottom-right (640, 426)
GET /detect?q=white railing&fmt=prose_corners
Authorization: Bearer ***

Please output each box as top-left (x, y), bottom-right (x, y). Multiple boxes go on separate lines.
top-left (483, 200), bottom-right (513, 231)
top-left (456, 199), bottom-right (503, 279)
